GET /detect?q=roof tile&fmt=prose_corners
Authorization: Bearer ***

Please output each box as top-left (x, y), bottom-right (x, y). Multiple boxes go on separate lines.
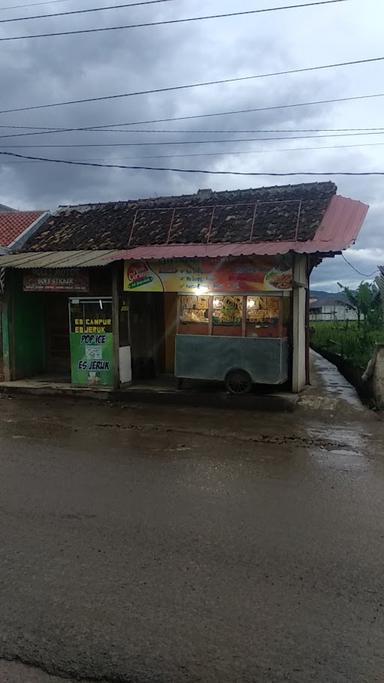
top-left (21, 182), bottom-right (338, 252)
top-left (0, 211), bottom-right (45, 248)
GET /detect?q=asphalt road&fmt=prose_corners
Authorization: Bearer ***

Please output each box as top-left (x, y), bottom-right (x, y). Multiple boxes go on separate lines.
top-left (0, 359), bottom-right (383, 682)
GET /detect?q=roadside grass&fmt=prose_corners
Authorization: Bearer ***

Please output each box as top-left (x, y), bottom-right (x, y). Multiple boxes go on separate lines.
top-left (310, 321), bottom-right (384, 369)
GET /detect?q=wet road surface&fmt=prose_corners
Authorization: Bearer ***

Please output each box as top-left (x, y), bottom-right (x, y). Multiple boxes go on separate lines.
top-left (0, 356), bottom-right (383, 682)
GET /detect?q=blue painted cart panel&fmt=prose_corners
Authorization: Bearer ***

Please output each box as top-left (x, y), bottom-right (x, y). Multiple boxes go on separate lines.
top-left (175, 335), bottom-right (289, 385)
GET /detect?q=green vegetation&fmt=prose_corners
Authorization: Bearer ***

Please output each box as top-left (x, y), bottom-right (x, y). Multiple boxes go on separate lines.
top-left (311, 281), bottom-right (384, 369)
top-left (311, 322), bottom-right (384, 369)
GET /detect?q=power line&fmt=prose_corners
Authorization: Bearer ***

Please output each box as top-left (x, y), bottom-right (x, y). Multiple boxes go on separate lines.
top-left (0, 0), bottom-right (69, 10)
top-left (77, 126), bottom-right (384, 134)
top-left (341, 254), bottom-right (378, 278)
top-left (1, 149), bottom-right (384, 175)
top-left (4, 130), bottom-right (384, 147)
top-left (0, 0), bottom-right (178, 23)
top-left (73, 140), bottom-right (384, 157)
top-left (2, 124), bottom-right (384, 140)
top-left (0, 91), bottom-right (384, 139)
top-left (4, 138), bottom-right (384, 162)
top-left (4, 139), bottom-right (384, 163)
top-left (1, 57), bottom-right (384, 116)
top-left (0, 0), bottom-right (348, 40)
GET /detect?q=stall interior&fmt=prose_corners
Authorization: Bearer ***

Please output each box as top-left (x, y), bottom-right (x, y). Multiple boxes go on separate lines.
top-left (126, 291), bottom-right (290, 383)
top-left (128, 292), bottom-right (178, 380)
top-left (178, 293), bottom-right (290, 338)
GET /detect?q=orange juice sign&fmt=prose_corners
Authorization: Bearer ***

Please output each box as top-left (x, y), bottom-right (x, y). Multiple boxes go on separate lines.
top-left (124, 258), bottom-right (292, 293)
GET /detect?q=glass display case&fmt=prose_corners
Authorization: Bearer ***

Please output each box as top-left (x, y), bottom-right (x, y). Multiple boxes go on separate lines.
top-left (175, 292), bottom-right (291, 389)
top-left (178, 295), bottom-right (209, 334)
top-left (178, 294), bottom-right (288, 339)
top-left (246, 296), bottom-right (281, 337)
top-left (212, 296), bottom-right (242, 336)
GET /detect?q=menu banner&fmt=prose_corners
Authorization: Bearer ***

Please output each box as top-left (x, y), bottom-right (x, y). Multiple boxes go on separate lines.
top-left (70, 332), bottom-right (114, 387)
top-left (124, 257), bottom-right (292, 293)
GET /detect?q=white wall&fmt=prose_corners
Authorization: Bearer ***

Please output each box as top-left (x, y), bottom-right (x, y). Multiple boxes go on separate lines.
top-left (310, 304), bottom-right (358, 322)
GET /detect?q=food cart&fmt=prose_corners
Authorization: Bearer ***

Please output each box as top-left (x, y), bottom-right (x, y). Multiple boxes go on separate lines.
top-left (124, 256), bottom-right (292, 394)
top-left (175, 291), bottom-right (290, 393)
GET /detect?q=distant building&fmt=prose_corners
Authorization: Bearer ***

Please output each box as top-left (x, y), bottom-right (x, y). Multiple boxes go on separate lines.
top-left (309, 293), bottom-right (358, 322)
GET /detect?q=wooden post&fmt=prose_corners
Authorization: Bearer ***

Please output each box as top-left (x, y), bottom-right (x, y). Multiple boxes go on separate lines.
top-left (1, 298), bottom-right (11, 381)
top-left (292, 254), bottom-right (308, 393)
top-left (112, 264), bottom-right (120, 390)
top-left (2, 270), bottom-right (15, 382)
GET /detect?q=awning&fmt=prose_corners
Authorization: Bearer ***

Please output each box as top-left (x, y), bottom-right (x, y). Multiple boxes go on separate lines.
top-left (0, 250), bottom-right (122, 268)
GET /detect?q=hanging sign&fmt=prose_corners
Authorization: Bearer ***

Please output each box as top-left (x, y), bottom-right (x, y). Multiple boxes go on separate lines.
top-left (124, 257), bottom-right (292, 293)
top-left (23, 269), bottom-right (89, 293)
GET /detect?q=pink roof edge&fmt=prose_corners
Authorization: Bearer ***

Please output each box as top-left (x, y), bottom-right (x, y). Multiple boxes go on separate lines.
top-left (107, 194), bottom-right (369, 261)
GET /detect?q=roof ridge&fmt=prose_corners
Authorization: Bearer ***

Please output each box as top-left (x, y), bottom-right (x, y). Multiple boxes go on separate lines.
top-left (57, 181), bottom-right (337, 212)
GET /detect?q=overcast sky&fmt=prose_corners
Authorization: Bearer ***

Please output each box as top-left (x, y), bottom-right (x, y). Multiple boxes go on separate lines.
top-left (0, 0), bottom-right (383, 289)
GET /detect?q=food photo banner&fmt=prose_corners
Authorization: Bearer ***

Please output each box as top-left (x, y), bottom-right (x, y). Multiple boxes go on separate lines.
top-left (124, 257), bottom-right (292, 294)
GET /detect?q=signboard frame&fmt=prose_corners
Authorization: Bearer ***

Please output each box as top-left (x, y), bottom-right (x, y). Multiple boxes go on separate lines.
top-left (23, 268), bottom-right (90, 293)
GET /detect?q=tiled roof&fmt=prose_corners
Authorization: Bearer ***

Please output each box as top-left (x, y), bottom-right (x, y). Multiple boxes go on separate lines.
top-left (0, 211), bottom-right (45, 248)
top-left (21, 182), bottom-right (338, 252)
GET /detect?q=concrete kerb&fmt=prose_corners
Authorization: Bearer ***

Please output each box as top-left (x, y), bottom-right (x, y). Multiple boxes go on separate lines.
top-left (0, 382), bottom-right (298, 412)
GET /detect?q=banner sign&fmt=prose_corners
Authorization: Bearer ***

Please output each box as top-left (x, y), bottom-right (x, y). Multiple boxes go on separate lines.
top-left (24, 269), bottom-right (89, 293)
top-left (124, 257), bottom-right (292, 293)
top-left (70, 314), bottom-right (113, 387)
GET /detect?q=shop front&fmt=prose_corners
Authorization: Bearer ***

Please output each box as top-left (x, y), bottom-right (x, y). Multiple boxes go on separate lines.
top-left (4, 266), bottom-right (118, 388)
top-left (123, 256), bottom-right (293, 393)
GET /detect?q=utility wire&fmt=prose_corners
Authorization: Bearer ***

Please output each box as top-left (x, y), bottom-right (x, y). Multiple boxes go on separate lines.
top-left (0, 0), bottom-right (69, 10)
top-left (0, 0), bottom-right (178, 23)
top-left (74, 126), bottom-right (384, 134)
top-left (4, 138), bottom-right (384, 162)
top-left (64, 140), bottom-right (384, 157)
top-left (1, 149), bottom-right (384, 175)
top-left (341, 254), bottom-right (378, 278)
top-left (0, 0), bottom-right (347, 23)
top-left (0, 0), bottom-right (348, 40)
top-left (2, 124), bottom-right (384, 140)
top-left (1, 91), bottom-right (384, 138)
top-left (4, 130), bottom-right (384, 147)
top-left (5, 139), bottom-right (384, 163)
top-left (1, 57), bottom-right (384, 116)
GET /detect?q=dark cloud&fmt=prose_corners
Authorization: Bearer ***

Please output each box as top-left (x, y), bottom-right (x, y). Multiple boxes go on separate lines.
top-left (0, 0), bottom-right (383, 286)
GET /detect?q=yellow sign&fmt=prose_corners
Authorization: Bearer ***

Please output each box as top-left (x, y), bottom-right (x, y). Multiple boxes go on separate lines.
top-left (74, 318), bottom-right (112, 334)
top-left (123, 258), bottom-right (292, 293)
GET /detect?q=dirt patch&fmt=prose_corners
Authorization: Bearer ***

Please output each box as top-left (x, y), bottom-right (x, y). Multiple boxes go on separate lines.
top-left (95, 422), bottom-right (353, 452)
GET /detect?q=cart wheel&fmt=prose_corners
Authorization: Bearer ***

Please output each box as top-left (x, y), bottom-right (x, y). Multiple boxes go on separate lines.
top-left (225, 369), bottom-right (252, 395)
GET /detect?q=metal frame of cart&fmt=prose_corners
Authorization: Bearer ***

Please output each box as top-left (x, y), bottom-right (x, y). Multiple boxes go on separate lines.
top-left (175, 291), bottom-right (290, 394)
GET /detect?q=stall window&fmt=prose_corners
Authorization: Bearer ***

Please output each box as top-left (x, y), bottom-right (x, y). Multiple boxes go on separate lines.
top-left (246, 296), bottom-right (281, 337)
top-left (178, 295), bottom-right (209, 334)
top-left (212, 296), bottom-right (242, 336)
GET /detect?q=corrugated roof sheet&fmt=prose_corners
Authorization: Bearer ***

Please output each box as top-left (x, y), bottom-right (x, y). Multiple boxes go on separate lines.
top-left (103, 195), bottom-right (369, 260)
top-left (0, 211), bottom-right (45, 248)
top-left (0, 250), bottom-right (121, 268)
